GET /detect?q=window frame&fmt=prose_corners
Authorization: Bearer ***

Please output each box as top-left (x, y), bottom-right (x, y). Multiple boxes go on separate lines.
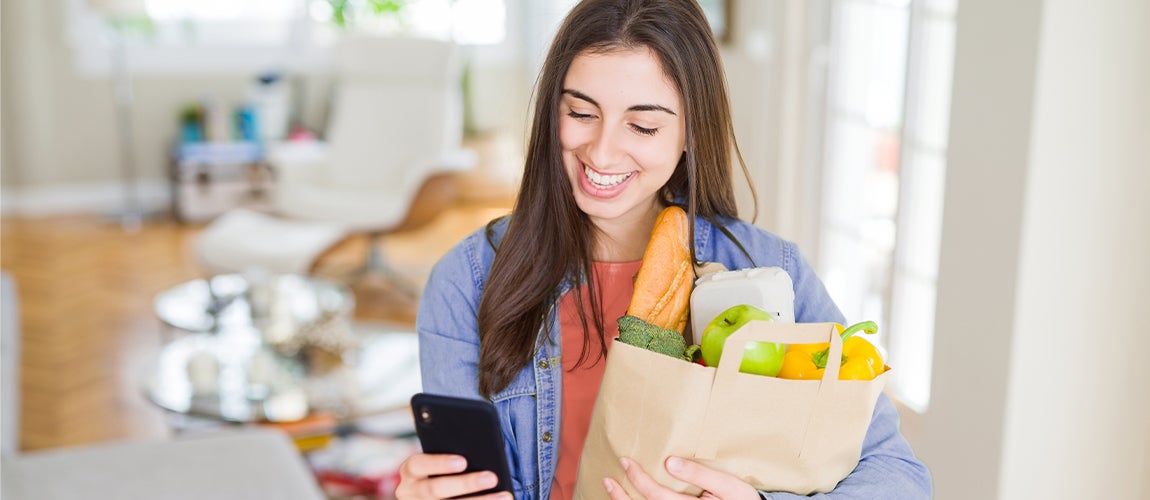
top-left (813, 0), bottom-right (958, 417)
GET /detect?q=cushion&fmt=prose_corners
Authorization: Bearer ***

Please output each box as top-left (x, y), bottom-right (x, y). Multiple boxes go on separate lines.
top-left (196, 209), bottom-right (347, 275)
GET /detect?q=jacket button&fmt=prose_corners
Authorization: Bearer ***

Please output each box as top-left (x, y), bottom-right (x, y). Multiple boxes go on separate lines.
top-left (542, 432), bottom-right (553, 442)
top-left (538, 359), bottom-right (549, 369)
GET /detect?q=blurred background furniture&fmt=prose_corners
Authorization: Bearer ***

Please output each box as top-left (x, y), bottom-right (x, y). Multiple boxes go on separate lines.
top-left (152, 273), bottom-right (353, 336)
top-left (100, 0), bottom-right (149, 232)
top-left (143, 322), bottom-right (421, 424)
top-left (170, 141), bottom-right (273, 223)
top-left (1, 428), bottom-right (327, 500)
top-left (4, 273), bottom-right (327, 500)
top-left (196, 35), bottom-right (476, 286)
top-left (147, 273), bottom-right (421, 425)
top-left (2, 271), bottom-right (20, 457)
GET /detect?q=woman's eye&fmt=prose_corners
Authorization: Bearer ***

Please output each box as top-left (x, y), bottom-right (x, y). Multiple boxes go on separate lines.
top-left (567, 110), bottom-right (595, 120)
top-left (630, 124), bottom-right (659, 136)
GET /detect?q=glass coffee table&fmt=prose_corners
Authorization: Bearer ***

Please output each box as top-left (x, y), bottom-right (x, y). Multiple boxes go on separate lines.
top-left (147, 274), bottom-right (422, 424)
top-left (153, 273), bottom-right (354, 337)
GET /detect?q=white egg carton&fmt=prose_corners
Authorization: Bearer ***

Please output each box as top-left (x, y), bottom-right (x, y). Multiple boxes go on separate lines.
top-left (690, 266), bottom-right (796, 340)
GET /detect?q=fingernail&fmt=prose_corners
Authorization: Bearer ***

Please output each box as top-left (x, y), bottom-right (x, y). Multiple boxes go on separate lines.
top-left (603, 478), bottom-right (614, 493)
top-left (450, 456), bottom-right (467, 470)
top-left (480, 472), bottom-right (497, 488)
top-left (666, 457), bottom-right (683, 474)
top-left (619, 457), bottom-right (630, 471)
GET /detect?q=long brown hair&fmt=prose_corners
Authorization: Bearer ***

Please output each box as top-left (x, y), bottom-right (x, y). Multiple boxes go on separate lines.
top-left (476, 0), bottom-right (754, 397)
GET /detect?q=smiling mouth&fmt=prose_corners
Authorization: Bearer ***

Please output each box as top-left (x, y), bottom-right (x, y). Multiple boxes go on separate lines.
top-left (583, 164), bottom-right (634, 189)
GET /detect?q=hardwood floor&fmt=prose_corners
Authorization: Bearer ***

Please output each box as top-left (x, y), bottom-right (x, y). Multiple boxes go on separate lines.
top-left (1, 196), bottom-right (513, 452)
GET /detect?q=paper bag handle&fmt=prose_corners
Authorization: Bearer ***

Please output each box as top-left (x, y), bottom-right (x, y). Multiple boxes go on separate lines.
top-left (693, 322), bottom-right (843, 460)
top-left (713, 321), bottom-right (844, 386)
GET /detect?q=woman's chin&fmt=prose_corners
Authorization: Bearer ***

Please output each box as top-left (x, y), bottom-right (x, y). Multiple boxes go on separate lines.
top-left (574, 194), bottom-right (625, 219)
top-left (573, 192), bottom-right (662, 225)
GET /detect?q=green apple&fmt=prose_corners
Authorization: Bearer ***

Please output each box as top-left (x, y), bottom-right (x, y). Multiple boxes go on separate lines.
top-left (700, 304), bottom-right (785, 376)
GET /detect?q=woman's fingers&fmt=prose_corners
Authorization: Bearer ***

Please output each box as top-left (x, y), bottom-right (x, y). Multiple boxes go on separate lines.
top-left (615, 457), bottom-right (695, 499)
top-left (602, 457), bottom-right (759, 500)
top-left (399, 470), bottom-right (501, 499)
top-left (603, 477), bottom-right (631, 499)
top-left (619, 457), bottom-right (665, 495)
top-left (420, 471), bottom-right (501, 499)
top-left (396, 453), bottom-right (510, 499)
top-left (400, 453), bottom-right (467, 478)
top-left (664, 457), bottom-right (759, 500)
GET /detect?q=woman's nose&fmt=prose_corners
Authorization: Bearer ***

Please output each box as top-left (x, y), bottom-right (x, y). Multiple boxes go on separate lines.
top-left (587, 124), bottom-right (623, 169)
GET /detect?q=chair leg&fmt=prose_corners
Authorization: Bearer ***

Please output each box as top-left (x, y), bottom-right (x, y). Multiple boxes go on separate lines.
top-left (357, 233), bottom-right (419, 299)
top-left (365, 233), bottom-right (386, 274)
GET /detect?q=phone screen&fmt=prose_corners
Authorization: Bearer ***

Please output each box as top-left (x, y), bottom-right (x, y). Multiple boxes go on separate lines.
top-left (411, 393), bottom-right (514, 497)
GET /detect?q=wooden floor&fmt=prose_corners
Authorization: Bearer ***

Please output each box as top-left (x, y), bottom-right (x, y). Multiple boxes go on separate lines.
top-left (1, 193), bottom-right (514, 452)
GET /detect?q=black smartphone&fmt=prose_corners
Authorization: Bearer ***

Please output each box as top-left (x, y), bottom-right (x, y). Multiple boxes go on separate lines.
top-left (410, 393), bottom-right (514, 498)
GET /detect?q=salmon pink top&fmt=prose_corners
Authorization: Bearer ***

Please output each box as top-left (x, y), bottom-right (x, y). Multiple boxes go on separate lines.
top-left (549, 260), bottom-right (643, 500)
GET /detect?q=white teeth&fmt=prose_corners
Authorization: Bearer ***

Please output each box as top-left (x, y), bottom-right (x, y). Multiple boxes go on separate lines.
top-left (584, 165), bottom-right (633, 187)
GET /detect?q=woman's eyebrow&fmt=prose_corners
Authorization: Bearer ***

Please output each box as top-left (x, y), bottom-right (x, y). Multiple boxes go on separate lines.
top-left (562, 89), bottom-right (678, 116)
top-left (626, 103), bottom-right (677, 116)
top-left (562, 89), bottom-right (600, 107)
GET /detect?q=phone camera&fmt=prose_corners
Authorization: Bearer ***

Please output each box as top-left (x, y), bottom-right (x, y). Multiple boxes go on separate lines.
top-left (419, 407), bottom-right (433, 425)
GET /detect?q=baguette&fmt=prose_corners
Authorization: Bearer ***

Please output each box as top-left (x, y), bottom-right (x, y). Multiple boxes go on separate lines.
top-left (626, 206), bottom-right (693, 334)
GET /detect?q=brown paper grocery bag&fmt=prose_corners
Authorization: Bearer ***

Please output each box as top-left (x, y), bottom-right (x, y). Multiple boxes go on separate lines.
top-left (573, 321), bottom-right (888, 499)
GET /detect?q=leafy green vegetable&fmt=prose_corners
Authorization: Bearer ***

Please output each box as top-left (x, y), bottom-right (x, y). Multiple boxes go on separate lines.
top-left (617, 315), bottom-right (690, 360)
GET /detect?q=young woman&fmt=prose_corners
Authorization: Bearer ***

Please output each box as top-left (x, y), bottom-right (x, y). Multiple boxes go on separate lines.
top-left (397, 1), bottom-right (932, 499)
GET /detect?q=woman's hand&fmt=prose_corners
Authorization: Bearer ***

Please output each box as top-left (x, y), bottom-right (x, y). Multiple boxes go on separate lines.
top-left (395, 453), bottom-right (512, 500)
top-left (603, 457), bottom-right (760, 500)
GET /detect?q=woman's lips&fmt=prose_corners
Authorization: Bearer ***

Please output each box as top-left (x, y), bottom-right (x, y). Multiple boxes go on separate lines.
top-left (579, 162), bottom-right (635, 198)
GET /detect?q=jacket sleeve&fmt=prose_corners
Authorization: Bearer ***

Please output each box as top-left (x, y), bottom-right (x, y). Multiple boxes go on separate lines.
top-left (762, 243), bottom-right (933, 499)
top-left (785, 242), bottom-right (846, 325)
top-left (416, 236), bottom-right (485, 400)
top-left (415, 232), bottom-right (535, 496)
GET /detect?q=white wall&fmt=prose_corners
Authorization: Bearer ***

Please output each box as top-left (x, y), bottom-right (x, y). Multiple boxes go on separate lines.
top-left (0, 0), bottom-right (271, 214)
top-left (1, 0), bottom-right (787, 224)
top-left (0, 0), bottom-right (529, 216)
top-left (917, 0), bottom-right (1041, 495)
top-left (1000, 0), bottom-right (1150, 497)
top-left (1, 1), bottom-right (260, 183)
top-left (721, 0), bottom-right (820, 254)
top-left (919, 0), bottom-right (1150, 498)
top-left (722, 0), bottom-right (777, 229)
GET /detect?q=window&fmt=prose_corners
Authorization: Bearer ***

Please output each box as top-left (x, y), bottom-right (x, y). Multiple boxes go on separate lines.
top-left (816, 0), bottom-right (957, 411)
top-left (70, 0), bottom-right (507, 75)
top-left (306, 0), bottom-right (506, 45)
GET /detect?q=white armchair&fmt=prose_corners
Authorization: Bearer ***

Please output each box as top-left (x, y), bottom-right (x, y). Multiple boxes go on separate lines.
top-left (197, 35), bottom-right (476, 279)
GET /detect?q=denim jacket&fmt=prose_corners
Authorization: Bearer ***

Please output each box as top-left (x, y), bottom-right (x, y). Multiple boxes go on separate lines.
top-left (416, 215), bottom-right (932, 499)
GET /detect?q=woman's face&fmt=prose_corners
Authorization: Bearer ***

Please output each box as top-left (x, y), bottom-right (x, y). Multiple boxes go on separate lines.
top-left (559, 47), bottom-right (687, 231)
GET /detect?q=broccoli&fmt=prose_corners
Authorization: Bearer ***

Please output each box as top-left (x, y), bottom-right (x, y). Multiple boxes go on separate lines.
top-left (617, 315), bottom-right (690, 360)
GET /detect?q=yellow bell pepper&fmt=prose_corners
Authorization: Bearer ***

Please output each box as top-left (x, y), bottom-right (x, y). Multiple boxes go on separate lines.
top-left (777, 321), bottom-right (885, 380)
